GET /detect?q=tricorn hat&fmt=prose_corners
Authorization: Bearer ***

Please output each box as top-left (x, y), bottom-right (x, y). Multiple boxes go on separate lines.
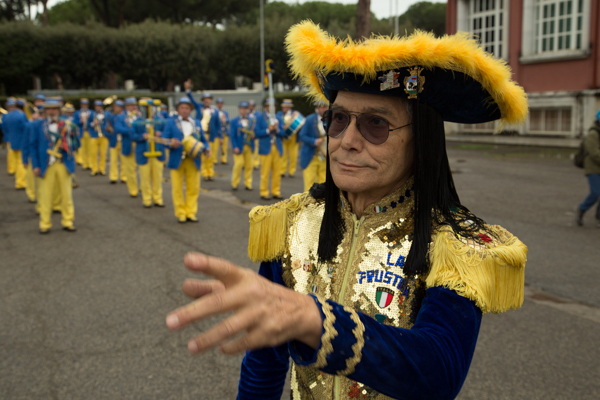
top-left (285, 21), bottom-right (528, 128)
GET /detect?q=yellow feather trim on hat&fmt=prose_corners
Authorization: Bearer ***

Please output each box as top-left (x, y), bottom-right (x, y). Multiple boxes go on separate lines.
top-left (426, 225), bottom-right (527, 314)
top-left (285, 20), bottom-right (528, 128)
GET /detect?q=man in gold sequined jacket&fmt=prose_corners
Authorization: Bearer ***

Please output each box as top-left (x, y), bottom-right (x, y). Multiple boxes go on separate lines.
top-left (165, 22), bottom-right (529, 400)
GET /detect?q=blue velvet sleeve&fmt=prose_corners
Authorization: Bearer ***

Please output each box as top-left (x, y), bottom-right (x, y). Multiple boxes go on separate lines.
top-left (237, 261), bottom-right (290, 400)
top-left (289, 287), bottom-right (482, 400)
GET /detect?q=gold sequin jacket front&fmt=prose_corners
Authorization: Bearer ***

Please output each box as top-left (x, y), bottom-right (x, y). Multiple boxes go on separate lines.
top-left (240, 180), bottom-right (527, 400)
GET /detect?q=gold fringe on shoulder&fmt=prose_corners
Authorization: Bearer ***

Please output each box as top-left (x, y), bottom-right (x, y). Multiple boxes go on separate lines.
top-left (426, 225), bottom-right (527, 314)
top-left (248, 192), bottom-right (312, 262)
top-left (285, 21), bottom-right (528, 128)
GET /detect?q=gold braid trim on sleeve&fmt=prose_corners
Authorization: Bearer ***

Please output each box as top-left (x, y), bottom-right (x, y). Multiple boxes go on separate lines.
top-left (337, 306), bottom-right (365, 376)
top-left (312, 296), bottom-right (338, 369)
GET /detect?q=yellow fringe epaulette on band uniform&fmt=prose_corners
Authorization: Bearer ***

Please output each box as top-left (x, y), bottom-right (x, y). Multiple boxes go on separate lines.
top-left (426, 225), bottom-right (527, 314)
top-left (248, 192), bottom-right (314, 262)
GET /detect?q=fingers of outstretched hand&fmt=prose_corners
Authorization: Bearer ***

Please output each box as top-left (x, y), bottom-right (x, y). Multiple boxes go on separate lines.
top-left (181, 279), bottom-right (224, 299)
top-left (187, 308), bottom-right (259, 354)
top-left (183, 253), bottom-right (243, 286)
top-left (166, 285), bottom-right (245, 331)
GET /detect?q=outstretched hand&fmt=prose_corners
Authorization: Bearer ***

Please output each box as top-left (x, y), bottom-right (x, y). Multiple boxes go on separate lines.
top-left (166, 253), bottom-right (323, 355)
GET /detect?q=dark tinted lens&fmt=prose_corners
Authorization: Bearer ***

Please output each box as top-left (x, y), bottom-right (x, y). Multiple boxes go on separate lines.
top-left (358, 113), bottom-right (390, 144)
top-left (327, 110), bottom-right (350, 137)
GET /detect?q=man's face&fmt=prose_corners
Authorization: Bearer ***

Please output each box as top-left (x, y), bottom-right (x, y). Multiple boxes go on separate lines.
top-left (178, 104), bottom-right (192, 119)
top-left (94, 105), bottom-right (103, 113)
top-left (34, 99), bottom-right (44, 107)
top-left (46, 108), bottom-right (60, 120)
top-left (282, 106), bottom-right (292, 113)
top-left (202, 98), bottom-right (212, 107)
top-left (113, 105), bottom-right (123, 114)
top-left (81, 103), bottom-right (89, 110)
top-left (239, 107), bottom-right (249, 118)
top-left (249, 104), bottom-right (255, 112)
top-left (216, 102), bottom-right (223, 110)
top-left (316, 105), bottom-right (328, 117)
top-left (125, 104), bottom-right (137, 113)
top-left (328, 91), bottom-right (413, 200)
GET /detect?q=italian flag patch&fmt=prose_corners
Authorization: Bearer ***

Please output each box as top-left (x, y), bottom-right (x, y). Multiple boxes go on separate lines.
top-left (376, 287), bottom-right (394, 308)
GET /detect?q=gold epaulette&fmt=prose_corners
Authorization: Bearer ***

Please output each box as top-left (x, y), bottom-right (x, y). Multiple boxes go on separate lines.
top-left (426, 224), bottom-right (527, 314)
top-left (248, 192), bottom-right (315, 262)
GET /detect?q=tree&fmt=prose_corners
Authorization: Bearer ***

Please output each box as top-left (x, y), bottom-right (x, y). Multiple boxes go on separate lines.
top-left (43, 0), bottom-right (97, 25)
top-left (0, 0), bottom-right (27, 21)
top-left (356, 0), bottom-right (370, 40)
top-left (398, 1), bottom-right (446, 37)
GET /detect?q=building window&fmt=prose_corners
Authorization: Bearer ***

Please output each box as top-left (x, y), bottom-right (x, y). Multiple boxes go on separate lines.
top-left (535, 0), bottom-right (585, 53)
top-left (529, 108), bottom-right (572, 132)
top-left (469, 0), bottom-right (507, 59)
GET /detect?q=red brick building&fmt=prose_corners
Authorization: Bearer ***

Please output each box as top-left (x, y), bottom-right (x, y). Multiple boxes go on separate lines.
top-left (445, 0), bottom-right (600, 137)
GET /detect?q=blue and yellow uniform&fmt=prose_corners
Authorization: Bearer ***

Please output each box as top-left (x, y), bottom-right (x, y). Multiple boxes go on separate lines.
top-left (256, 101), bottom-right (284, 199)
top-left (74, 99), bottom-right (94, 169)
top-left (216, 99), bottom-right (230, 164)
top-left (162, 105), bottom-right (209, 222)
top-left (299, 110), bottom-right (327, 192)
top-left (114, 98), bottom-right (140, 197)
top-left (106, 100), bottom-right (127, 183)
top-left (185, 91), bottom-right (221, 180)
top-left (230, 102), bottom-right (255, 190)
top-left (249, 100), bottom-right (261, 169)
top-left (3, 100), bottom-right (29, 189)
top-left (2, 98), bottom-right (17, 175)
top-left (30, 103), bottom-right (80, 233)
top-left (277, 100), bottom-right (304, 178)
top-left (89, 100), bottom-right (110, 176)
top-left (132, 114), bottom-right (166, 207)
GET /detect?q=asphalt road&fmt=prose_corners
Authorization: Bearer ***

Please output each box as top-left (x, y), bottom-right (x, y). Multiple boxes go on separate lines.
top-left (1, 143), bottom-right (599, 400)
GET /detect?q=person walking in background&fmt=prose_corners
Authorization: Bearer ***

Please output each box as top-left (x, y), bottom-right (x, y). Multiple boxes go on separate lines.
top-left (184, 80), bottom-right (221, 181)
top-left (107, 100), bottom-right (127, 184)
top-left (248, 99), bottom-right (261, 170)
top-left (299, 100), bottom-right (328, 192)
top-left (162, 97), bottom-right (210, 223)
top-left (230, 101), bottom-right (255, 191)
top-left (114, 97), bottom-right (140, 197)
top-left (575, 109), bottom-right (600, 227)
top-left (256, 99), bottom-right (284, 200)
top-left (216, 98), bottom-right (230, 165)
top-left (277, 99), bottom-right (304, 178)
top-left (74, 99), bottom-right (93, 170)
top-left (89, 100), bottom-right (110, 176)
top-left (3, 98), bottom-right (29, 190)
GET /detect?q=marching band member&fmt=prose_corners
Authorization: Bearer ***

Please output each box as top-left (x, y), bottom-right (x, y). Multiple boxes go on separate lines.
top-left (230, 101), bottom-right (255, 191)
top-left (30, 98), bottom-right (80, 233)
top-left (216, 98), bottom-right (230, 164)
top-left (114, 97), bottom-right (140, 197)
top-left (162, 97), bottom-right (210, 223)
top-left (33, 94), bottom-right (46, 109)
top-left (89, 100), bottom-right (109, 176)
top-left (277, 99), bottom-right (304, 178)
top-left (23, 103), bottom-right (43, 205)
top-left (107, 100), bottom-right (127, 184)
top-left (3, 98), bottom-right (29, 189)
top-left (248, 99), bottom-right (261, 170)
top-left (74, 99), bottom-right (93, 169)
top-left (299, 100), bottom-right (329, 192)
top-left (62, 103), bottom-right (76, 121)
top-left (256, 99), bottom-right (284, 200)
top-left (184, 80), bottom-right (221, 181)
top-left (2, 98), bottom-right (17, 176)
top-left (160, 104), bottom-right (170, 119)
top-left (132, 102), bottom-right (166, 208)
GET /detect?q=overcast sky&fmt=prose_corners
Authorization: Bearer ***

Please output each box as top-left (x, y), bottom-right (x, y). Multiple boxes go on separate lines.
top-left (42, 0), bottom-right (446, 20)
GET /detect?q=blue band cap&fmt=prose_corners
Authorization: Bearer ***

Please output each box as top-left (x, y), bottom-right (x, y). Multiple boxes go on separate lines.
top-left (35, 94), bottom-right (46, 100)
top-left (94, 100), bottom-right (103, 106)
top-left (16, 99), bottom-right (26, 106)
top-left (239, 101), bottom-right (249, 108)
top-left (177, 97), bottom-right (193, 106)
top-left (201, 93), bottom-right (212, 99)
top-left (115, 100), bottom-right (125, 107)
top-left (6, 98), bottom-right (16, 106)
top-left (44, 99), bottom-right (61, 108)
top-left (125, 97), bottom-right (137, 105)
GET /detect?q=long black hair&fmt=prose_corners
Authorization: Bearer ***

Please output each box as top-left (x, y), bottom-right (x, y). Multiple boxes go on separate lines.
top-left (312, 94), bottom-right (487, 279)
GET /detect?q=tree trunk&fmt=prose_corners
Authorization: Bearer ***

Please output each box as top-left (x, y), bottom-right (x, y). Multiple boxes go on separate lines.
top-left (117, 0), bottom-right (126, 28)
top-left (40, 0), bottom-right (48, 27)
top-left (54, 73), bottom-right (64, 90)
top-left (356, 0), bottom-right (371, 41)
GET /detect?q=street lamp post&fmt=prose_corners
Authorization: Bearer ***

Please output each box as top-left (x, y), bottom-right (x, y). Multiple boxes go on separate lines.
top-left (260, 0), bottom-right (265, 103)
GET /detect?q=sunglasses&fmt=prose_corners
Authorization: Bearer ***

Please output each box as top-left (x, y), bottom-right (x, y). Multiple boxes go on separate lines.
top-left (322, 109), bottom-right (411, 145)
